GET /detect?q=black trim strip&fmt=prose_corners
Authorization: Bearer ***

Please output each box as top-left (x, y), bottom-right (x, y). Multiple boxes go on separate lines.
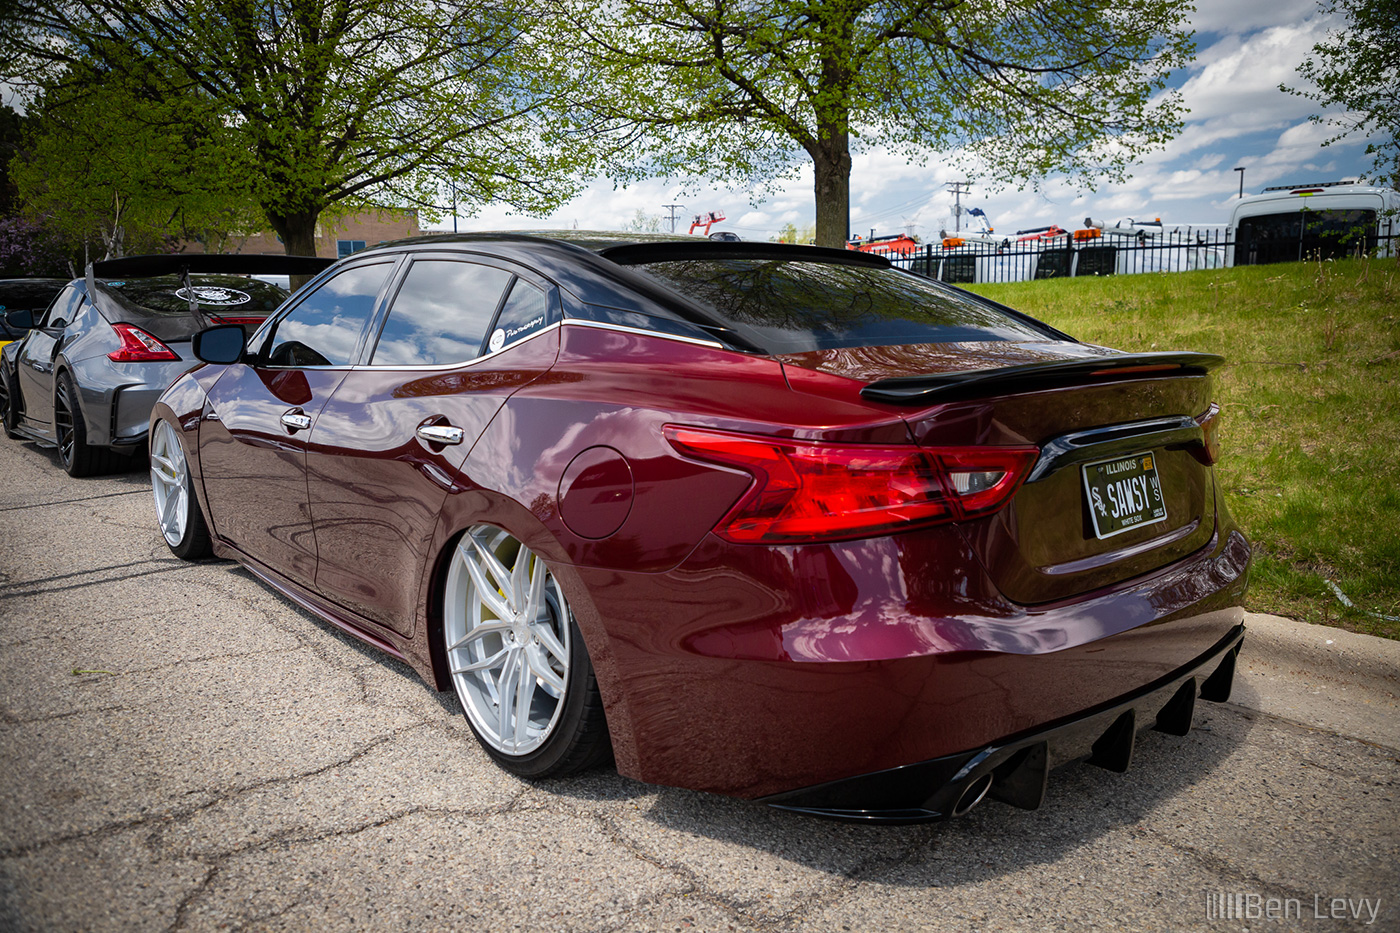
top-left (91, 254), bottom-right (334, 278)
top-left (599, 241), bottom-right (890, 268)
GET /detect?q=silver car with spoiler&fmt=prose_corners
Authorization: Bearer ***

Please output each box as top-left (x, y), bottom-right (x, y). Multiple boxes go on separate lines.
top-left (0, 254), bottom-right (332, 475)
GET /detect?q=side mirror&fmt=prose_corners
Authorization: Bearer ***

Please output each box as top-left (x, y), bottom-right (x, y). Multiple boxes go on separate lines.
top-left (192, 324), bottom-right (247, 365)
top-left (4, 308), bottom-right (35, 332)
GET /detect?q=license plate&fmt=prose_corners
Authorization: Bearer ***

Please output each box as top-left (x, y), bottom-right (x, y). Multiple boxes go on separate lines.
top-left (1082, 451), bottom-right (1167, 539)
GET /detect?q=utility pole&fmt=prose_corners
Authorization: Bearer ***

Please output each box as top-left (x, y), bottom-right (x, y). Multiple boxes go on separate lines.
top-left (1234, 166), bottom-right (1246, 200)
top-left (946, 181), bottom-right (972, 233)
top-left (663, 204), bottom-right (684, 234)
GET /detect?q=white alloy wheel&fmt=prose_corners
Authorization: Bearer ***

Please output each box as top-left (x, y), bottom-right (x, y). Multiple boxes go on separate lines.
top-left (150, 420), bottom-right (190, 547)
top-left (445, 525), bottom-right (573, 758)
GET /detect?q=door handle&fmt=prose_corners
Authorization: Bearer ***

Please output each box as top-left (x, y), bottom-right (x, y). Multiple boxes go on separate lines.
top-left (416, 424), bottom-right (465, 446)
top-left (281, 410), bottom-right (312, 432)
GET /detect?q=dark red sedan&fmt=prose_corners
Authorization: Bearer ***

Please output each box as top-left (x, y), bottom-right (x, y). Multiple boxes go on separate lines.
top-left (150, 233), bottom-right (1249, 821)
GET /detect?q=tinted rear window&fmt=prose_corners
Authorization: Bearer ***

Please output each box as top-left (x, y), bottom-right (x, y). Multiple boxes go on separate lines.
top-left (104, 274), bottom-right (290, 316)
top-left (628, 259), bottom-right (1050, 353)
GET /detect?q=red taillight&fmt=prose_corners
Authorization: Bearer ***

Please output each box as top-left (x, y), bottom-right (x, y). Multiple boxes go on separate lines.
top-left (107, 323), bottom-right (180, 362)
top-left (210, 315), bottom-right (265, 327)
top-left (664, 425), bottom-right (1038, 544)
top-left (1194, 403), bottom-right (1222, 465)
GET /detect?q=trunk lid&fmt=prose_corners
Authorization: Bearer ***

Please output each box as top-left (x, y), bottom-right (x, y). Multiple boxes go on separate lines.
top-left (779, 341), bottom-right (1222, 604)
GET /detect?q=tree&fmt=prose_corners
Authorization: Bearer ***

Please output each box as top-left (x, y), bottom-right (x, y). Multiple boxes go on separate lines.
top-left (772, 221), bottom-right (816, 244)
top-left (552, 0), bottom-right (1193, 247)
top-left (1, 0), bottom-right (590, 256)
top-left (0, 103), bottom-right (28, 218)
top-left (0, 215), bottom-right (72, 276)
top-left (12, 63), bottom-right (261, 259)
top-left (622, 209), bottom-right (665, 232)
top-left (1283, 0), bottom-right (1400, 189)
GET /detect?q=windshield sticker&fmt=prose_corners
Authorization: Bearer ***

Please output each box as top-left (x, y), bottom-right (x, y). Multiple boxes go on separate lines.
top-left (175, 285), bottom-right (251, 306)
top-left (488, 328), bottom-right (506, 353)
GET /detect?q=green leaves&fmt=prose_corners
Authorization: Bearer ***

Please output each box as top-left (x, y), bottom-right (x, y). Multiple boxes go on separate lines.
top-left (2, 0), bottom-right (598, 254)
top-left (548, 0), bottom-right (1193, 245)
top-left (1284, 0), bottom-right (1400, 189)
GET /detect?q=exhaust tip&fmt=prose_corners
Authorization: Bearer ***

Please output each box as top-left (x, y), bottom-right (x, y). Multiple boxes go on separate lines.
top-left (952, 773), bottom-right (994, 817)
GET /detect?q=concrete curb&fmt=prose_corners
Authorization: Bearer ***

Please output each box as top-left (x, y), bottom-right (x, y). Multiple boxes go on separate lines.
top-left (1232, 612), bottom-right (1400, 749)
top-left (1240, 612), bottom-right (1400, 696)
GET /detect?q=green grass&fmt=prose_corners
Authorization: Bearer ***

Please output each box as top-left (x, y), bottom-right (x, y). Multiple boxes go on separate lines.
top-left (965, 256), bottom-right (1400, 639)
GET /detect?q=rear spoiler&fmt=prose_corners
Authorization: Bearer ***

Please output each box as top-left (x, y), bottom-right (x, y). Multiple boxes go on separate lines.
top-left (860, 352), bottom-right (1226, 405)
top-left (90, 254), bottom-right (334, 278)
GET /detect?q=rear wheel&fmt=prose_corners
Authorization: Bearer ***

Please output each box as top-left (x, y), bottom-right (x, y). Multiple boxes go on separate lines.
top-left (0, 367), bottom-right (20, 439)
top-left (444, 524), bottom-right (610, 778)
top-left (54, 373), bottom-right (118, 477)
top-left (150, 419), bottom-right (212, 560)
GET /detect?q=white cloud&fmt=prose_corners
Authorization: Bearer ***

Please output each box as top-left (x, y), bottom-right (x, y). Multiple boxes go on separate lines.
top-left (1189, 0), bottom-right (1322, 36)
top-left (1174, 21), bottom-right (1324, 124)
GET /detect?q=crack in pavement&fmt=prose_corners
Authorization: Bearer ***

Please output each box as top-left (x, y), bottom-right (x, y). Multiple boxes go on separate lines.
top-left (161, 789), bottom-right (534, 932)
top-left (0, 488), bottom-right (148, 513)
top-left (1220, 702), bottom-right (1400, 756)
top-left (587, 812), bottom-right (790, 932)
top-left (0, 563), bottom-right (202, 602)
top-left (1146, 832), bottom-right (1324, 906)
top-left (0, 722), bottom-right (435, 861)
top-left (0, 703), bottom-right (139, 727)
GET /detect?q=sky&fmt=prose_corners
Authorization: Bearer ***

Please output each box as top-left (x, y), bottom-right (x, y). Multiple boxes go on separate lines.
top-left (435, 0), bottom-right (1379, 242)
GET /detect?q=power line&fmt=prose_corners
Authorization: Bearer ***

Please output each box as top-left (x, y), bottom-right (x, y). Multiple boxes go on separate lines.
top-left (945, 181), bottom-right (972, 233)
top-left (663, 204), bottom-right (684, 234)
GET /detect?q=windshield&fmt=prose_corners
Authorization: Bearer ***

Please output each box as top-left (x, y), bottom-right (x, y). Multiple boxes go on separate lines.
top-left (627, 258), bottom-right (1053, 353)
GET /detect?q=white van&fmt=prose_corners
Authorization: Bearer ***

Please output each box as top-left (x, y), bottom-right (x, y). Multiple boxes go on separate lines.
top-left (1227, 182), bottom-right (1399, 266)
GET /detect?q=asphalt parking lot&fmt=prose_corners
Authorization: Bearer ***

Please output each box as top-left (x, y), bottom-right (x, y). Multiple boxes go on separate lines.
top-left (1, 436), bottom-right (1397, 932)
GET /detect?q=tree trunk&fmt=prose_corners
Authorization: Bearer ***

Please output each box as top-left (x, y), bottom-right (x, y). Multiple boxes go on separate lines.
top-left (813, 143), bottom-right (852, 249)
top-left (266, 209), bottom-right (320, 257)
top-left (265, 209), bottom-right (322, 290)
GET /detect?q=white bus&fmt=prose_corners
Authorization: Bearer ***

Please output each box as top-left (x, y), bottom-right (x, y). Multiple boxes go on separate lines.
top-left (1227, 182), bottom-right (1399, 266)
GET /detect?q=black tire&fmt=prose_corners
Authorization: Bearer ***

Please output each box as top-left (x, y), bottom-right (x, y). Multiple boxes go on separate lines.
top-left (0, 366), bottom-right (20, 439)
top-left (443, 525), bottom-right (612, 779)
top-left (54, 373), bottom-right (119, 477)
top-left (150, 418), bottom-right (213, 560)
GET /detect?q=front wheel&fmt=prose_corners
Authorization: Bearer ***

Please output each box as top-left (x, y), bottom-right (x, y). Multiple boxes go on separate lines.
top-left (150, 419), bottom-right (212, 560)
top-left (444, 525), bottom-right (610, 778)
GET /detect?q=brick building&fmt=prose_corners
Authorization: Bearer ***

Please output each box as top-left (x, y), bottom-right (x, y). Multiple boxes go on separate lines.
top-left (188, 209), bottom-right (420, 259)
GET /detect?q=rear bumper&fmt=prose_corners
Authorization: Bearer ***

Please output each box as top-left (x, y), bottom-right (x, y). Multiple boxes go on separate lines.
top-left (760, 623), bottom-right (1245, 822)
top-left (575, 518), bottom-right (1250, 800)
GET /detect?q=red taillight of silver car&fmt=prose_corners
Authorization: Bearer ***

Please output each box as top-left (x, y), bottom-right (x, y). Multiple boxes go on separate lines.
top-left (107, 323), bottom-right (180, 362)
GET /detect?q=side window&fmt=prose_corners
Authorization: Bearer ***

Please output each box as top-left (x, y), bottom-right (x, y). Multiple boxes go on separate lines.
top-left (369, 260), bottom-right (512, 366)
top-left (485, 279), bottom-right (550, 354)
top-left (262, 262), bottom-right (392, 367)
top-left (42, 286), bottom-right (84, 328)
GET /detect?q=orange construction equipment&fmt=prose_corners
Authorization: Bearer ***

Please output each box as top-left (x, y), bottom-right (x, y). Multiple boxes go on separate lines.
top-left (689, 211), bottom-right (726, 236)
top-left (848, 233), bottom-right (919, 257)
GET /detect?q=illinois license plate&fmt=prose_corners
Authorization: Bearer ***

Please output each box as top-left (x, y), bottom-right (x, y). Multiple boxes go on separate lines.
top-left (1082, 451), bottom-right (1167, 539)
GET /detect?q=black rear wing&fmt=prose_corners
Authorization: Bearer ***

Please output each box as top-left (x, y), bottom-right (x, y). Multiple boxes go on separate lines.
top-left (860, 352), bottom-right (1226, 405)
top-left (90, 254), bottom-right (333, 278)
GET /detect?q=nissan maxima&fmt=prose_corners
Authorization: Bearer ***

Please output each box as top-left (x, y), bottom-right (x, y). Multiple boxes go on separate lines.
top-left (148, 233), bottom-right (1250, 821)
